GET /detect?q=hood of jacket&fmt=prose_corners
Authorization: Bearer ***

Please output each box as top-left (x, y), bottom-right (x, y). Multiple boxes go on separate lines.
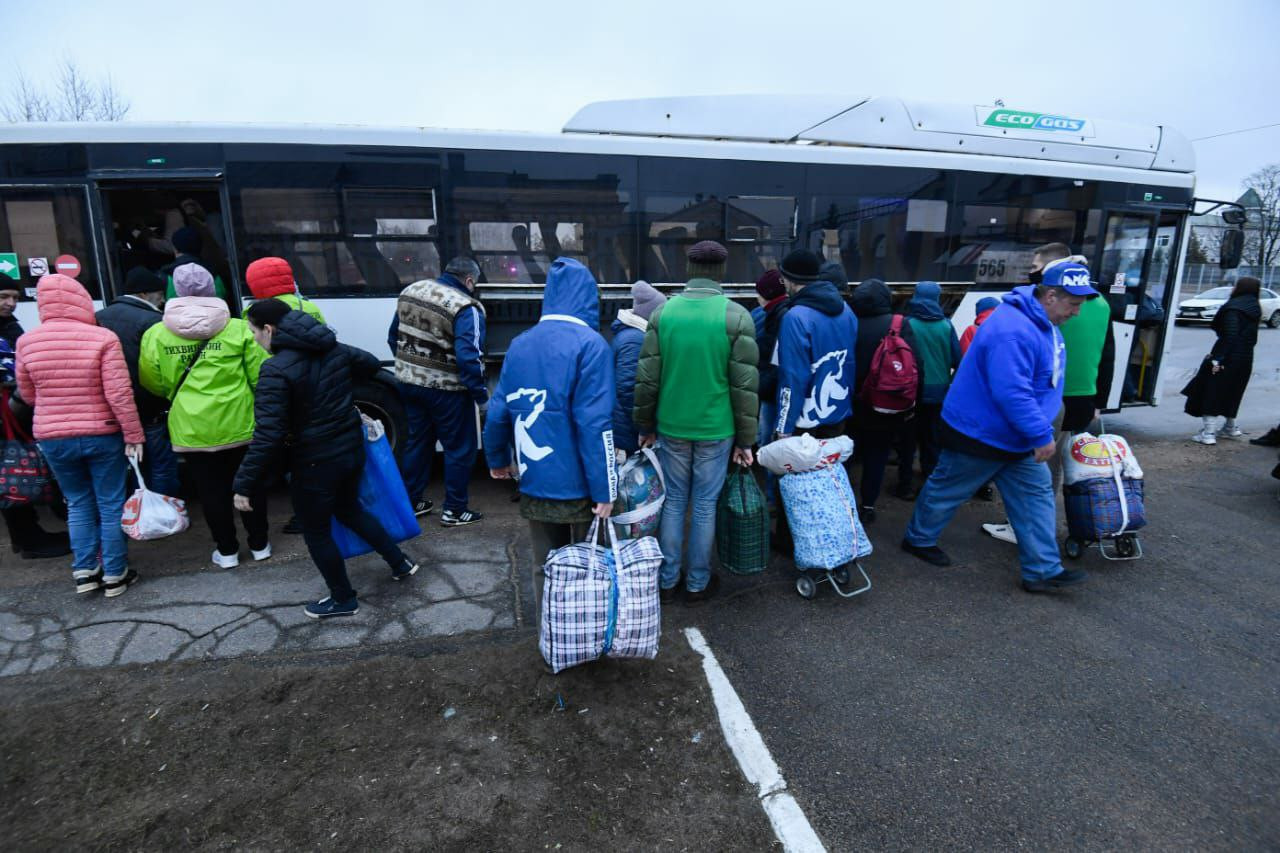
top-left (612, 308), bottom-right (647, 334)
top-left (163, 296), bottom-right (230, 340)
top-left (111, 294), bottom-right (162, 315)
top-left (1220, 293), bottom-right (1262, 321)
top-left (789, 280), bottom-right (846, 317)
top-left (36, 274), bottom-right (95, 325)
top-left (1002, 285), bottom-right (1053, 333)
top-left (541, 257), bottom-right (599, 327)
top-left (271, 309), bottom-right (338, 355)
top-left (851, 278), bottom-right (892, 318)
top-left (908, 281), bottom-right (946, 321)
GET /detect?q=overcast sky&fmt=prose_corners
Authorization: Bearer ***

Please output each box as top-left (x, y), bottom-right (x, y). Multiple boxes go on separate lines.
top-left (3, 0), bottom-right (1277, 202)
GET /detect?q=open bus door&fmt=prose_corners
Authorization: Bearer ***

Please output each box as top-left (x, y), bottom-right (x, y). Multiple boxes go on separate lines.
top-left (1093, 211), bottom-right (1157, 406)
top-left (92, 172), bottom-right (241, 313)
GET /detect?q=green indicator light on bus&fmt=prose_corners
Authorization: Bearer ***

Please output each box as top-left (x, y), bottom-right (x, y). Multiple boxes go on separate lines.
top-left (146, 157), bottom-right (166, 165)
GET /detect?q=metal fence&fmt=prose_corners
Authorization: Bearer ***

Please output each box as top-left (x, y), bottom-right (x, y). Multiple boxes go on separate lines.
top-left (1180, 264), bottom-right (1279, 295)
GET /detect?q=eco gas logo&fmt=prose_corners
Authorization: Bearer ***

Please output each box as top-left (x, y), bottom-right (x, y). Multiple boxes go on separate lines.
top-left (982, 109), bottom-right (1086, 133)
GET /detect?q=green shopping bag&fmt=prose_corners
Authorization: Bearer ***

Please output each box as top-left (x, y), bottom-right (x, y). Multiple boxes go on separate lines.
top-left (715, 467), bottom-right (770, 575)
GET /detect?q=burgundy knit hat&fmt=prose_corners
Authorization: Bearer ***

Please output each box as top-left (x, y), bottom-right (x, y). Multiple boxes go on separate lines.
top-left (686, 240), bottom-right (728, 281)
top-left (755, 269), bottom-right (785, 301)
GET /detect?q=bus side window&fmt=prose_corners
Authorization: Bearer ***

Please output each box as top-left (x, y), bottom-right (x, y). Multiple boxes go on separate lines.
top-left (0, 187), bottom-right (101, 302)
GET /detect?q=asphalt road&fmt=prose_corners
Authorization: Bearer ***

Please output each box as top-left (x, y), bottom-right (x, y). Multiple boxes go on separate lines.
top-left (686, 326), bottom-right (1280, 851)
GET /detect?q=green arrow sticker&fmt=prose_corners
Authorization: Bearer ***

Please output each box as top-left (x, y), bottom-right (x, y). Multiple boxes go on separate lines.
top-left (0, 253), bottom-right (19, 281)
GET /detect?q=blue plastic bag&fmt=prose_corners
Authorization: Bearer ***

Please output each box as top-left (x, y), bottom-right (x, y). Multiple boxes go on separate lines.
top-left (331, 421), bottom-right (421, 559)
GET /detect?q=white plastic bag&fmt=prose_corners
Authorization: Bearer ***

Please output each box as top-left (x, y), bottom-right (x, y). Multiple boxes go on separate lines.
top-left (121, 457), bottom-right (190, 541)
top-left (758, 434), bottom-right (854, 475)
top-left (1063, 433), bottom-right (1143, 486)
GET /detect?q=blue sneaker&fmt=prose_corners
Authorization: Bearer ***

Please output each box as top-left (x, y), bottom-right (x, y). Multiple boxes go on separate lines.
top-left (391, 560), bottom-right (420, 581)
top-left (303, 597), bottom-right (359, 619)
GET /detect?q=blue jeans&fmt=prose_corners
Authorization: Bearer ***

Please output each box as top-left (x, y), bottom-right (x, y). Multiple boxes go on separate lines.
top-left (140, 420), bottom-right (180, 497)
top-left (757, 401), bottom-right (778, 505)
top-left (398, 384), bottom-right (478, 513)
top-left (39, 433), bottom-right (129, 579)
top-left (657, 436), bottom-right (733, 593)
top-left (904, 448), bottom-right (1063, 582)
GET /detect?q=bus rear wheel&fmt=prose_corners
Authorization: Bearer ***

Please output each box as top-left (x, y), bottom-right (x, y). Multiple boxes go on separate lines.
top-left (354, 373), bottom-right (408, 458)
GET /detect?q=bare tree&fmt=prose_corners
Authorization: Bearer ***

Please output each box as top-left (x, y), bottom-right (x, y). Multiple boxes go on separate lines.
top-left (3, 60), bottom-right (130, 122)
top-left (1241, 164), bottom-right (1280, 269)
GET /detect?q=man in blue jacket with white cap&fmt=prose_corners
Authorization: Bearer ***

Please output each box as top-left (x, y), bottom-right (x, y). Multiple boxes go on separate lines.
top-left (901, 262), bottom-right (1098, 593)
top-left (484, 257), bottom-right (617, 622)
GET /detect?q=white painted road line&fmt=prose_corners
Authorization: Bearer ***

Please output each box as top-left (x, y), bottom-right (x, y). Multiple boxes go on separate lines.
top-left (684, 627), bottom-right (826, 853)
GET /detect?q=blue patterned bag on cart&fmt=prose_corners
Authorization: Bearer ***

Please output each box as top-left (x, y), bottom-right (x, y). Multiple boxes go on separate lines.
top-left (778, 464), bottom-right (872, 570)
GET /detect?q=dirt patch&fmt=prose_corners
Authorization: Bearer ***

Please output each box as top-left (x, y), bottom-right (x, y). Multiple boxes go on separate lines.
top-left (1, 632), bottom-right (777, 851)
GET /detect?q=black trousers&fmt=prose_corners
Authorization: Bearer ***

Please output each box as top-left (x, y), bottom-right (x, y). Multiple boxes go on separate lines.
top-left (1, 505), bottom-right (41, 549)
top-left (914, 402), bottom-right (944, 479)
top-left (855, 426), bottom-right (914, 508)
top-left (182, 446), bottom-right (269, 556)
top-left (292, 451), bottom-right (407, 604)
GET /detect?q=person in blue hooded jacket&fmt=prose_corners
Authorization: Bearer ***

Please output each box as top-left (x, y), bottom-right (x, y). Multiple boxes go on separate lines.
top-left (485, 258), bottom-right (618, 623)
top-left (901, 262), bottom-right (1098, 594)
top-left (774, 249), bottom-right (858, 439)
top-left (610, 280), bottom-right (666, 455)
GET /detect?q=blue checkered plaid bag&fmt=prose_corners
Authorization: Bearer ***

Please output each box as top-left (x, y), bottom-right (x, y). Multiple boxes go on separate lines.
top-left (539, 519), bottom-right (662, 674)
top-left (779, 464), bottom-right (873, 570)
top-left (1065, 477), bottom-right (1146, 541)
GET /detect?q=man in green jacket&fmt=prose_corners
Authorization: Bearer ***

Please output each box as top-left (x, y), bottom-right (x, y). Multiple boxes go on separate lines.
top-left (634, 240), bottom-right (758, 605)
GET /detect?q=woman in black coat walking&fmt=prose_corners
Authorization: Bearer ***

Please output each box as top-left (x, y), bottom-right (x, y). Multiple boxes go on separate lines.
top-left (233, 301), bottom-right (418, 618)
top-left (1185, 276), bottom-right (1262, 445)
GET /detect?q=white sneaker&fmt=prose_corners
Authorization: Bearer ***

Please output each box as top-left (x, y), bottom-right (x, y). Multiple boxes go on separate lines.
top-left (211, 549), bottom-right (240, 569)
top-left (1191, 431), bottom-right (1217, 445)
top-left (251, 543), bottom-right (272, 562)
top-left (982, 522), bottom-right (1019, 545)
top-left (1218, 426), bottom-right (1244, 438)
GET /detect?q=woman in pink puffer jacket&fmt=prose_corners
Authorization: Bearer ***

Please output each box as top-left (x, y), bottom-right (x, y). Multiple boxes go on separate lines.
top-left (16, 274), bottom-right (145, 598)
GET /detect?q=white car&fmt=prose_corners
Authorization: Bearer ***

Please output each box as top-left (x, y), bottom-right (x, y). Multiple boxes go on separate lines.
top-left (1177, 286), bottom-right (1280, 328)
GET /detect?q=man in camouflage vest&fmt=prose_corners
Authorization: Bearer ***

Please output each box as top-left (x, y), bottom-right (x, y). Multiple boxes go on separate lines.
top-left (390, 257), bottom-right (487, 526)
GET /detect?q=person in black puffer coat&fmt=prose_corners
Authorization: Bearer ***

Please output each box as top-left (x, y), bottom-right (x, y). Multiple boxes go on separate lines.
top-left (1184, 276), bottom-right (1262, 444)
top-left (850, 279), bottom-right (922, 520)
top-left (233, 302), bottom-right (419, 619)
top-left (96, 267), bottom-right (181, 497)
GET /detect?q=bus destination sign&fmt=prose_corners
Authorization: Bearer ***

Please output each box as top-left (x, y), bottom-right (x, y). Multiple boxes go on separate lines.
top-left (974, 107), bottom-right (1095, 137)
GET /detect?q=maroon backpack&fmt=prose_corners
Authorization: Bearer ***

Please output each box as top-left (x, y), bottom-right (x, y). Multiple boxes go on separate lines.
top-left (860, 315), bottom-right (918, 414)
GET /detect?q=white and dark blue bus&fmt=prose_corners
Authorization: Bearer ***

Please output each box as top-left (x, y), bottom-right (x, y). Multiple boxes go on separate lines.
top-left (0, 95), bottom-right (1200, 441)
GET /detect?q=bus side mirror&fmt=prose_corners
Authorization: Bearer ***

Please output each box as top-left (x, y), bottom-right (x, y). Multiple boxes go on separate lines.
top-left (1219, 229), bottom-right (1244, 270)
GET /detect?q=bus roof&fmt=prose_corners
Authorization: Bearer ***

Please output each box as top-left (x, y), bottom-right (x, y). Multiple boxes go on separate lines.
top-left (564, 96), bottom-right (1194, 174)
top-left (0, 94), bottom-right (1194, 187)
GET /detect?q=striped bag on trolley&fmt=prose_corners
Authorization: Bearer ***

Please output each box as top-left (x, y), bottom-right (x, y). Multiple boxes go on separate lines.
top-left (539, 518), bottom-right (662, 674)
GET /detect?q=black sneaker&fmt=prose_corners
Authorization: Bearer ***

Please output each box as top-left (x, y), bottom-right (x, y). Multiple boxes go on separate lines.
top-left (1021, 568), bottom-right (1089, 594)
top-left (860, 506), bottom-right (876, 524)
top-left (684, 574), bottom-right (721, 606)
top-left (659, 584), bottom-right (679, 604)
top-left (392, 560), bottom-right (420, 581)
top-left (413, 499), bottom-right (435, 517)
top-left (440, 508), bottom-right (483, 527)
top-left (282, 515), bottom-right (303, 535)
top-left (304, 597), bottom-right (359, 619)
top-left (901, 540), bottom-right (952, 567)
top-left (893, 485), bottom-right (919, 502)
top-left (102, 570), bottom-right (139, 598)
top-left (74, 570), bottom-right (103, 595)
top-left (1249, 427), bottom-right (1280, 447)
top-left (973, 483), bottom-right (995, 502)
